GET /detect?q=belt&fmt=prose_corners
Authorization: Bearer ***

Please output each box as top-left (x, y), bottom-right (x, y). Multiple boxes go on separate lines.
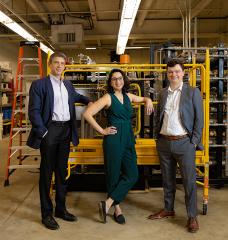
top-left (52, 120), bottom-right (70, 126)
top-left (160, 134), bottom-right (188, 141)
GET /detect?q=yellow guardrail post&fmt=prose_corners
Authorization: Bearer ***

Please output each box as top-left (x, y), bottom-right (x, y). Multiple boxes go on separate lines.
top-left (46, 50), bottom-right (52, 75)
top-left (202, 48), bottom-right (210, 215)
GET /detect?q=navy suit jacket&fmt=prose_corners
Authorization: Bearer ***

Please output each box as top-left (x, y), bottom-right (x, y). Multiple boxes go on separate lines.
top-left (156, 83), bottom-right (204, 150)
top-left (27, 76), bottom-right (90, 149)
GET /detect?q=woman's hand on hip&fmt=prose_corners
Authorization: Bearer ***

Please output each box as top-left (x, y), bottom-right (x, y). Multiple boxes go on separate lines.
top-left (102, 126), bottom-right (117, 135)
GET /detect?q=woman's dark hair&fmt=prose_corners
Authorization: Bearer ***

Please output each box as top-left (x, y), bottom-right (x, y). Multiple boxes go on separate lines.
top-left (107, 68), bottom-right (130, 93)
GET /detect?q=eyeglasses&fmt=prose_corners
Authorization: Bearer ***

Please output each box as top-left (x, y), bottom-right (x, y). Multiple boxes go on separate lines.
top-left (111, 76), bottom-right (123, 81)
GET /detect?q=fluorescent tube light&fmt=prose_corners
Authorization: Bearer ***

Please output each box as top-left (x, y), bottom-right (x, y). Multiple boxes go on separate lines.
top-left (86, 47), bottom-right (97, 50)
top-left (116, 0), bottom-right (141, 55)
top-left (40, 43), bottom-right (54, 54)
top-left (0, 10), bottom-right (54, 54)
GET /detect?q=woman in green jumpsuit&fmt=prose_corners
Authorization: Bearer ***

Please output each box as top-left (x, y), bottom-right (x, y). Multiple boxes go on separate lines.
top-left (83, 69), bottom-right (153, 224)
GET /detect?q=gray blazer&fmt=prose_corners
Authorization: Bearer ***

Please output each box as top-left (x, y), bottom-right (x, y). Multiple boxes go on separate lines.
top-left (156, 83), bottom-right (204, 150)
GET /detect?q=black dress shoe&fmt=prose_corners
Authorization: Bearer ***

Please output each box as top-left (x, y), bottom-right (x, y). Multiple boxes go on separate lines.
top-left (42, 215), bottom-right (59, 230)
top-left (98, 201), bottom-right (106, 223)
top-left (114, 213), bottom-right (126, 224)
top-left (55, 209), bottom-right (77, 222)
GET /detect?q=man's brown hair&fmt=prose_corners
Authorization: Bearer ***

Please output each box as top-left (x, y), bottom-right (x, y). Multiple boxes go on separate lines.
top-left (49, 52), bottom-right (67, 64)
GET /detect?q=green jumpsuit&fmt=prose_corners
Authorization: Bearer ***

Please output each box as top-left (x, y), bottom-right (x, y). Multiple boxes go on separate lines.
top-left (103, 93), bottom-right (138, 204)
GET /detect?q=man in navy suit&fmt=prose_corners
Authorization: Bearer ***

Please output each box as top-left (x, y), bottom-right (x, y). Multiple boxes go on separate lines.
top-left (148, 59), bottom-right (204, 233)
top-left (27, 52), bottom-right (91, 230)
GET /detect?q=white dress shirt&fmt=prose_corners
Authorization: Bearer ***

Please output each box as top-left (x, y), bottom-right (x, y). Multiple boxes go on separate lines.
top-left (50, 74), bottom-right (70, 121)
top-left (160, 82), bottom-right (187, 136)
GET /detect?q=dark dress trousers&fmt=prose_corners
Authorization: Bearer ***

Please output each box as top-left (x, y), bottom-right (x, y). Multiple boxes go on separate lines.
top-left (156, 83), bottom-right (204, 218)
top-left (27, 76), bottom-right (90, 218)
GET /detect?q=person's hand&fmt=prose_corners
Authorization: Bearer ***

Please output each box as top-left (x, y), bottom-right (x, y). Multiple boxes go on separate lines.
top-left (102, 126), bottom-right (117, 135)
top-left (88, 102), bottom-right (93, 107)
top-left (145, 98), bottom-right (154, 115)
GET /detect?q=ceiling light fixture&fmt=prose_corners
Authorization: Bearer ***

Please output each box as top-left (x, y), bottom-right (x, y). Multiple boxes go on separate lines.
top-left (0, 10), bottom-right (54, 54)
top-left (86, 47), bottom-right (97, 50)
top-left (116, 0), bottom-right (141, 55)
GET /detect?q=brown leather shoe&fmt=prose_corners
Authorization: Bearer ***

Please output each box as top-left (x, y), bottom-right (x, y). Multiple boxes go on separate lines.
top-left (187, 217), bottom-right (199, 233)
top-left (147, 209), bottom-right (175, 220)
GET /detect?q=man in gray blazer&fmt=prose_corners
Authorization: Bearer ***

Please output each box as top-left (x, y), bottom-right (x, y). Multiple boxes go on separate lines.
top-left (148, 59), bottom-right (204, 233)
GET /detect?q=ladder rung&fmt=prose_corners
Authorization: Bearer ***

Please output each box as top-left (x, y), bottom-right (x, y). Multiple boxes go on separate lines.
top-left (16, 92), bottom-right (28, 96)
top-left (18, 74), bottom-right (40, 79)
top-left (14, 110), bottom-right (26, 114)
top-left (10, 146), bottom-right (32, 150)
top-left (21, 153), bottom-right (40, 156)
top-left (23, 64), bottom-right (39, 67)
top-left (20, 41), bottom-right (40, 47)
top-left (12, 127), bottom-right (31, 131)
top-left (8, 164), bottom-right (40, 169)
top-left (19, 58), bottom-right (39, 62)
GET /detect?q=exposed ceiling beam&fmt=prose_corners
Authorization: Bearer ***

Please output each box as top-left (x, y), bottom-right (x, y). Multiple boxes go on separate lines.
top-left (0, 1), bottom-right (53, 48)
top-left (88, 0), bottom-right (98, 26)
top-left (0, 32), bottom-right (220, 40)
top-left (84, 32), bottom-right (221, 41)
top-left (7, 9), bottom-right (215, 17)
top-left (26, 0), bottom-right (49, 24)
top-left (5, 10), bottom-right (226, 18)
top-left (137, 0), bottom-right (156, 27)
top-left (191, 0), bottom-right (214, 19)
top-left (129, 33), bottom-right (220, 39)
top-left (0, 32), bottom-right (224, 47)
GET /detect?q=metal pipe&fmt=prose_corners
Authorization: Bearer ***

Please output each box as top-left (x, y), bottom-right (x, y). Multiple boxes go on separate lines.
top-left (194, 17), bottom-right (197, 53)
top-left (184, 0), bottom-right (188, 49)
top-left (161, 47), bottom-right (228, 50)
top-left (178, 5), bottom-right (185, 48)
top-left (185, 14), bottom-right (188, 48)
top-left (188, 0), bottom-right (191, 48)
top-left (182, 18), bottom-right (185, 48)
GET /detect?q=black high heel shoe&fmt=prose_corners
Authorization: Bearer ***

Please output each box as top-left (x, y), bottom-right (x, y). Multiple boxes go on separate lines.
top-left (98, 201), bottom-right (107, 223)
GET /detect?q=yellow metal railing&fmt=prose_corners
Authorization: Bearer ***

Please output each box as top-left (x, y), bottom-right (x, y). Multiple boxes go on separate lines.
top-left (54, 62), bottom-right (210, 213)
top-left (62, 63), bottom-right (209, 161)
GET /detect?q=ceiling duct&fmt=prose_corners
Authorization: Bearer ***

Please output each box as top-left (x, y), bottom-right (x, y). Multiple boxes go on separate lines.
top-left (51, 24), bottom-right (83, 48)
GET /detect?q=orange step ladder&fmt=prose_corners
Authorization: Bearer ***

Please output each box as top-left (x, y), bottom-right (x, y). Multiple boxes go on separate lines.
top-left (4, 41), bottom-right (43, 186)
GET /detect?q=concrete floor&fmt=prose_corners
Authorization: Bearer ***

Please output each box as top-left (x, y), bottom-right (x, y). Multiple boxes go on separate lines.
top-left (0, 137), bottom-right (228, 240)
